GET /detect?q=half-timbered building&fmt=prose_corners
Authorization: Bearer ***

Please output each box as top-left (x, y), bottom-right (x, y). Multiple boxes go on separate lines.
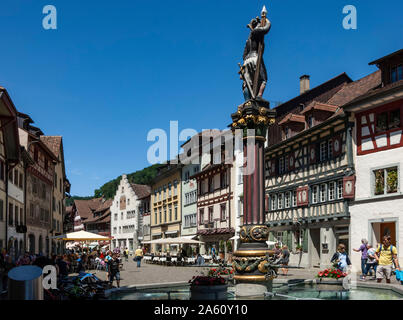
top-left (345, 48), bottom-right (403, 271)
top-left (265, 72), bottom-right (381, 268)
top-left (191, 131), bottom-right (236, 258)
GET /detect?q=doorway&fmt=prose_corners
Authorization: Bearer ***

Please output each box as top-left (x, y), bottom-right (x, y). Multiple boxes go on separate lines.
top-left (310, 228), bottom-right (321, 268)
top-left (380, 222), bottom-right (396, 245)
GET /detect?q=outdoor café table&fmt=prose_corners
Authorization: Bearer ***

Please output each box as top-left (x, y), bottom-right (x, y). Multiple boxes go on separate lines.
top-left (171, 257), bottom-right (178, 265)
top-left (186, 257), bottom-right (196, 265)
top-left (153, 256), bottom-right (160, 264)
top-left (160, 257), bottom-right (167, 265)
top-left (203, 255), bottom-right (212, 262)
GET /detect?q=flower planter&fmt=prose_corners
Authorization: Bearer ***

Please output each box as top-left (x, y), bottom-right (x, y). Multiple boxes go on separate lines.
top-left (190, 284), bottom-right (228, 300)
top-left (315, 278), bottom-right (345, 292)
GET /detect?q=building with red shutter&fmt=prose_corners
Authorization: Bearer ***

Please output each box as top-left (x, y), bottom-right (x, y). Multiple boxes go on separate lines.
top-left (264, 70), bottom-right (381, 268)
top-left (344, 48), bottom-right (403, 272)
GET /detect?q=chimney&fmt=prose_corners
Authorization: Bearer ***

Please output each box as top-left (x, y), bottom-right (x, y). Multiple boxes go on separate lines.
top-left (300, 75), bottom-right (310, 95)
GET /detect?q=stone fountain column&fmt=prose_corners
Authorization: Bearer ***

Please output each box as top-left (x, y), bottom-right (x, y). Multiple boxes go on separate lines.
top-left (231, 98), bottom-right (276, 297)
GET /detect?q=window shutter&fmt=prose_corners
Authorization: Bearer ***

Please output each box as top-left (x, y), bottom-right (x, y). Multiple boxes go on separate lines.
top-left (333, 135), bottom-right (342, 157)
top-left (309, 144), bottom-right (317, 164)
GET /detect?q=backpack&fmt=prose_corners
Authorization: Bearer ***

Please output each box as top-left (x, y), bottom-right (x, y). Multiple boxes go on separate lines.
top-left (378, 244), bottom-right (394, 255)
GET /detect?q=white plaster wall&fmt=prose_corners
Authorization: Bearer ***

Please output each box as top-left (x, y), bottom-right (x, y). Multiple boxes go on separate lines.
top-left (354, 147), bottom-right (403, 200)
top-left (110, 175), bottom-right (141, 249)
top-left (350, 199), bottom-right (402, 273)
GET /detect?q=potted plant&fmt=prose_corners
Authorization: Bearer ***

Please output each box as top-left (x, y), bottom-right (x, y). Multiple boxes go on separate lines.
top-left (189, 266), bottom-right (230, 300)
top-left (315, 268), bottom-right (348, 292)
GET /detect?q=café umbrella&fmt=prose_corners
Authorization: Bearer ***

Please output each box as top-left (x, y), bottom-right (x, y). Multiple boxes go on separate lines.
top-left (51, 230), bottom-right (111, 241)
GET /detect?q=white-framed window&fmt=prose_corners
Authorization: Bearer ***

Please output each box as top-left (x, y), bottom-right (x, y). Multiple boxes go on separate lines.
top-left (312, 185), bottom-right (319, 204)
top-left (292, 190), bottom-right (297, 207)
top-left (278, 193), bottom-right (284, 209)
top-left (320, 141), bottom-right (327, 162)
top-left (174, 180), bottom-right (178, 196)
top-left (285, 191), bottom-right (291, 208)
top-left (328, 140), bottom-right (333, 159)
top-left (328, 181), bottom-right (336, 201)
top-left (270, 194), bottom-right (277, 211)
top-left (320, 184), bottom-right (327, 202)
top-left (374, 166), bottom-right (399, 196)
top-left (337, 180), bottom-right (343, 199)
top-left (114, 213), bottom-right (118, 221)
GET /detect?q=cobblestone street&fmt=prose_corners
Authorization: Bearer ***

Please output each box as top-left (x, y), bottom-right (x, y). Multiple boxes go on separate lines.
top-left (85, 259), bottom-right (403, 295)
top-left (89, 259), bottom-right (206, 287)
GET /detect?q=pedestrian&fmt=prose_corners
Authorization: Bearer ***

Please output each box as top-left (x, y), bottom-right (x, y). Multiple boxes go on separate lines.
top-left (107, 253), bottom-right (121, 288)
top-left (331, 244), bottom-right (351, 273)
top-left (76, 254), bottom-right (87, 273)
top-left (274, 243), bottom-right (282, 260)
top-left (211, 245), bottom-right (217, 263)
top-left (134, 246), bottom-right (143, 268)
top-left (364, 244), bottom-right (377, 280)
top-left (279, 245), bottom-right (290, 276)
top-left (123, 248), bottom-right (128, 262)
top-left (375, 236), bottom-right (400, 284)
top-left (2, 255), bottom-right (15, 291)
top-left (353, 239), bottom-right (369, 279)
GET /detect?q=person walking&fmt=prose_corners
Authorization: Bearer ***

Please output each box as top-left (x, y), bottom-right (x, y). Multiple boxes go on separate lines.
top-left (107, 253), bottom-right (121, 288)
top-left (331, 244), bottom-right (351, 273)
top-left (364, 244), bottom-right (377, 280)
top-left (279, 245), bottom-right (290, 276)
top-left (353, 239), bottom-right (369, 279)
top-left (123, 248), bottom-right (128, 262)
top-left (375, 236), bottom-right (400, 284)
top-left (134, 246), bottom-right (143, 268)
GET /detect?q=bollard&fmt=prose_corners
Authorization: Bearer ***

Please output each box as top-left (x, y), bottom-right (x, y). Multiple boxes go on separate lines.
top-left (7, 265), bottom-right (44, 300)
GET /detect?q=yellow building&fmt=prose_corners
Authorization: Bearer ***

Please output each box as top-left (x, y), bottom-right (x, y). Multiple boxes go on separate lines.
top-left (150, 163), bottom-right (182, 253)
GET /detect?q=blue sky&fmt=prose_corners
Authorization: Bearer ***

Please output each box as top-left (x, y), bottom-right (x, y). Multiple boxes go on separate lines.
top-left (0, 0), bottom-right (402, 196)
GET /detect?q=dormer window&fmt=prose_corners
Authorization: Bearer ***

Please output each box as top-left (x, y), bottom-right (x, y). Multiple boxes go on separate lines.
top-left (391, 65), bottom-right (403, 83)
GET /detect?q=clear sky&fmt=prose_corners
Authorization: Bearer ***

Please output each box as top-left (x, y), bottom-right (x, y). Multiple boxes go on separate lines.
top-left (0, 0), bottom-right (402, 196)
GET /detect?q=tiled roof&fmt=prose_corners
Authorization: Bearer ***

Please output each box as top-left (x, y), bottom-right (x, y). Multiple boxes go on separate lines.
top-left (40, 136), bottom-right (62, 158)
top-left (328, 70), bottom-right (382, 106)
top-left (84, 209), bottom-right (111, 224)
top-left (300, 101), bottom-right (339, 114)
top-left (94, 198), bottom-right (113, 213)
top-left (130, 184), bottom-right (151, 199)
top-left (343, 78), bottom-right (403, 108)
top-left (74, 198), bottom-right (104, 220)
top-left (278, 113), bottom-right (305, 125)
